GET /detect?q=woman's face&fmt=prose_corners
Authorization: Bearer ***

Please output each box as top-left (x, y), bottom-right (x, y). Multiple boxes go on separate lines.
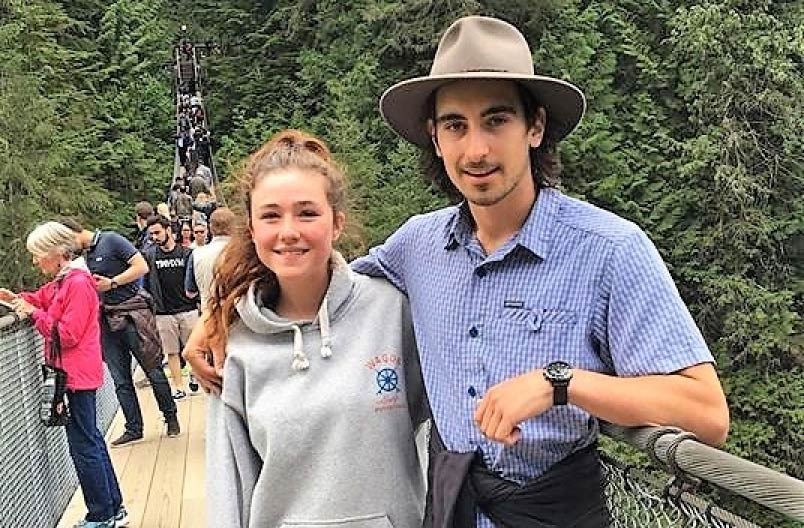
top-left (181, 225), bottom-right (192, 239)
top-left (249, 168), bottom-right (344, 286)
top-left (32, 250), bottom-right (64, 276)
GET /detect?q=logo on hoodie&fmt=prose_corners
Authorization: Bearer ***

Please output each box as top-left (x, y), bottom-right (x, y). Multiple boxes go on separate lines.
top-left (365, 351), bottom-right (406, 413)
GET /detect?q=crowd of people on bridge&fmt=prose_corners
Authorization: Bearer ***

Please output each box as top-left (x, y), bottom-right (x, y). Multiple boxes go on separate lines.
top-left (3, 15), bottom-right (733, 528)
top-left (176, 96), bottom-right (212, 170)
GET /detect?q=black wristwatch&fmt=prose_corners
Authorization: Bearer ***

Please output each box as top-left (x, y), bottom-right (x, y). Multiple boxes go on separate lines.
top-left (110, 279), bottom-right (119, 290)
top-left (543, 361), bottom-right (573, 406)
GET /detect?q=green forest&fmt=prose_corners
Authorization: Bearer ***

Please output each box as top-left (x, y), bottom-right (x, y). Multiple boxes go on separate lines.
top-left (1, 0), bottom-right (802, 510)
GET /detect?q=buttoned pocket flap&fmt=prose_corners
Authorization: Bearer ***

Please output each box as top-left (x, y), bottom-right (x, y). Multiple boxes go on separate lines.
top-left (501, 307), bottom-right (577, 332)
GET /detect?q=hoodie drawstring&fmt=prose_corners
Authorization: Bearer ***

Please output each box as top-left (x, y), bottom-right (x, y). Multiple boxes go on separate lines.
top-left (291, 325), bottom-right (309, 371)
top-left (290, 297), bottom-right (333, 371)
top-left (319, 297), bottom-right (332, 359)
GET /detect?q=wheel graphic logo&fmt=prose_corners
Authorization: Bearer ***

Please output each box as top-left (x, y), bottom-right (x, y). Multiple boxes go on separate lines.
top-left (376, 368), bottom-right (399, 394)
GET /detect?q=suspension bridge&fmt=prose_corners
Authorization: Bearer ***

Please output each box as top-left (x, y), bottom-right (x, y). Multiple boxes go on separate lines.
top-left (0, 36), bottom-right (802, 528)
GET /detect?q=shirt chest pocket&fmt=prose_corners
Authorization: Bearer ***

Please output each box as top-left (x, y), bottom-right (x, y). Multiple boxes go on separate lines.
top-left (500, 306), bottom-right (578, 330)
top-left (487, 306), bottom-right (580, 374)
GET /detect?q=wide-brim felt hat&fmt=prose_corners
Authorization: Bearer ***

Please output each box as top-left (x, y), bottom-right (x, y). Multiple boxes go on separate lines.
top-left (380, 16), bottom-right (586, 147)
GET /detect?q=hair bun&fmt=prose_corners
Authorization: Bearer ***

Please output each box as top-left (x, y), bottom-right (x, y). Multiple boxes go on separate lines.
top-left (270, 129), bottom-right (332, 163)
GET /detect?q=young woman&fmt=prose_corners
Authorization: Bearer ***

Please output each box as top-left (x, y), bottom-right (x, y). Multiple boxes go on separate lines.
top-left (0, 222), bottom-right (127, 528)
top-left (178, 221), bottom-right (194, 248)
top-left (191, 130), bottom-right (427, 527)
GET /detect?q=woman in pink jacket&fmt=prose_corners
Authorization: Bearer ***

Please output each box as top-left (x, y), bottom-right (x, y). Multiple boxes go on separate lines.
top-left (0, 222), bottom-right (127, 528)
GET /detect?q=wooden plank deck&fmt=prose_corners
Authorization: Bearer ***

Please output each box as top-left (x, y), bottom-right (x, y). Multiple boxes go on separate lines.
top-left (58, 384), bottom-right (208, 528)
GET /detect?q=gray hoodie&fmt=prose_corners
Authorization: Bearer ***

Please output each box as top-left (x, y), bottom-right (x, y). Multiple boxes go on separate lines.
top-left (207, 253), bottom-right (427, 528)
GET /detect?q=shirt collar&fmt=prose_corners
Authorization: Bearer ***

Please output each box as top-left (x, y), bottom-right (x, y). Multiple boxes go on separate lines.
top-left (444, 203), bottom-right (473, 251)
top-left (443, 187), bottom-right (562, 260)
top-left (89, 229), bottom-right (101, 250)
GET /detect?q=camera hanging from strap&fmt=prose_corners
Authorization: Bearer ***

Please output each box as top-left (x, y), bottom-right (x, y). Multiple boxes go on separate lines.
top-left (40, 278), bottom-right (70, 427)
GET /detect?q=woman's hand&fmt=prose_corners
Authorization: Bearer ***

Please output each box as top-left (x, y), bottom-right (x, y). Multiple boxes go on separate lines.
top-left (11, 298), bottom-right (36, 317)
top-left (0, 288), bottom-right (18, 302)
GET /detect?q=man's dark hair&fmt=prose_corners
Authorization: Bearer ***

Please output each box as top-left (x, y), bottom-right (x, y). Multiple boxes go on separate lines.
top-left (57, 217), bottom-right (84, 233)
top-left (421, 82), bottom-right (562, 203)
top-left (146, 214), bottom-right (171, 230)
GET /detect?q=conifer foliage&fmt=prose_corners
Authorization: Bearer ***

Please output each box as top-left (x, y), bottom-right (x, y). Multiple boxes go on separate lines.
top-left (0, 0), bottom-right (801, 498)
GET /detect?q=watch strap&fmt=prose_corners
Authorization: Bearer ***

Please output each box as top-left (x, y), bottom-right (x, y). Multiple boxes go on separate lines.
top-left (553, 383), bottom-right (569, 406)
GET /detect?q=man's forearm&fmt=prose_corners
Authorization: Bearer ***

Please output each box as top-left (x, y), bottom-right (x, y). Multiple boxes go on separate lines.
top-left (114, 255), bottom-right (149, 285)
top-left (112, 269), bottom-right (141, 285)
top-left (569, 364), bottom-right (729, 446)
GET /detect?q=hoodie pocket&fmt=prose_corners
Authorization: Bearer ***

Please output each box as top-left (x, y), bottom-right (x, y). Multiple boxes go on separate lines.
top-left (280, 513), bottom-right (394, 528)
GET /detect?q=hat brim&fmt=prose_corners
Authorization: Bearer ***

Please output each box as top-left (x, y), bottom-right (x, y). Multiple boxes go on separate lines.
top-left (379, 72), bottom-right (586, 147)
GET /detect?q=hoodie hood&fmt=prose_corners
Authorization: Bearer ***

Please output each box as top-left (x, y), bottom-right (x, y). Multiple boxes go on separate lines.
top-left (235, 251), bottom-right (354, 371)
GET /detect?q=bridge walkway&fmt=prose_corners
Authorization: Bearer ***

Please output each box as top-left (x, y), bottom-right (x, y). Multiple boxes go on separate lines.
top-left (57, 382), bottom-right (208, 528)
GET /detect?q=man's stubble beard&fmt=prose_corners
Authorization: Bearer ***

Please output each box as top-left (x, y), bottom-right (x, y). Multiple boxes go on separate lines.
top-left (465, 173), bottom-right (523, 208)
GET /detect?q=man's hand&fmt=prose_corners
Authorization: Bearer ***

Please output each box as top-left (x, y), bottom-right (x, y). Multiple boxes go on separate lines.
top-left (186, 349), bottom-right (222, 395)
top-left (474, 369), bottom-right (554, 446)
top-left (93, 274), bottom-right (114, 293)
top-left (0, 288), bottom-right (18, 302)
top-left (182, 316), bottom-right (223, 395)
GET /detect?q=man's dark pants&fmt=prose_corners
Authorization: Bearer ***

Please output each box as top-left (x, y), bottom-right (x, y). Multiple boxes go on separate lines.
top-left (101, 319), bottom-right (176, 436)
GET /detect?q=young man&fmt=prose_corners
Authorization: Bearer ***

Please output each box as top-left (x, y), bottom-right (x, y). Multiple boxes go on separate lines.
top-left (62, 219), bottom-right (180, 445)
top-left (144, 215), bottom-right (199, 400)
top-left (350, 15), bottom-right (729, 527)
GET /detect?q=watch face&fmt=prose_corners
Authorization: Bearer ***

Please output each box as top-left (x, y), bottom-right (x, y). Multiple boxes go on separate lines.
top-left (546, 361), bottom-right (572, 382)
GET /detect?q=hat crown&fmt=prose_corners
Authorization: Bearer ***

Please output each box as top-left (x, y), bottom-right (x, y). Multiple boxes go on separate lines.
top-left (431, 16), bottom-right (535, 77)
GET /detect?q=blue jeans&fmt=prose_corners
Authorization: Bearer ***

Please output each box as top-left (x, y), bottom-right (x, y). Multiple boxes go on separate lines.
top-left (101, 318), bottom-right (176, 435)
top-left (66, 390), bottom-right (122, 521)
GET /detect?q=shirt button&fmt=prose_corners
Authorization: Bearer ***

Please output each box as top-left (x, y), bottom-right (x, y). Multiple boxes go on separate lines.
top-left (469, 326), bottom-right (479, 338)
top-left (468, 386), bottom-right (477, 397)
top-left (476, 267), bottom-right (487, 278)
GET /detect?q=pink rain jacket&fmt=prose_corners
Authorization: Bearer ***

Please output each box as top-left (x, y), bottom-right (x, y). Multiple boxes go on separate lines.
top-left (21, 263), bottom-right (104, 391)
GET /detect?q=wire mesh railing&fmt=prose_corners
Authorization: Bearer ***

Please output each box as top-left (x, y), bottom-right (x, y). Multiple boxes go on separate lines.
top-left (0, 316), bottom-right (118, 528)
top-left (602, 453), bottom-right (760, 527)
top-left (600, 424), bottom-right (804, 528)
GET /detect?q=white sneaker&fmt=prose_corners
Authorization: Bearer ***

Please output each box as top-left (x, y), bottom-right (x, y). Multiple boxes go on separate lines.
top-left (114, 506), bottom-right (130, 527)
top-left (172, 389), bottom-right (187, 401)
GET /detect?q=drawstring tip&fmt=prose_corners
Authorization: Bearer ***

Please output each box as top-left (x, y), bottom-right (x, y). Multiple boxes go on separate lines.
top-left (320, 345), bottom-right (332, 359)
top-left (292, 356), bottom-right (310, 371)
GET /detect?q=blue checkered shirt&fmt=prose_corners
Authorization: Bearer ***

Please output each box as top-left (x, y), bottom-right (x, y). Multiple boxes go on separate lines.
top-left (352, 188), bottom-right (713, 526)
